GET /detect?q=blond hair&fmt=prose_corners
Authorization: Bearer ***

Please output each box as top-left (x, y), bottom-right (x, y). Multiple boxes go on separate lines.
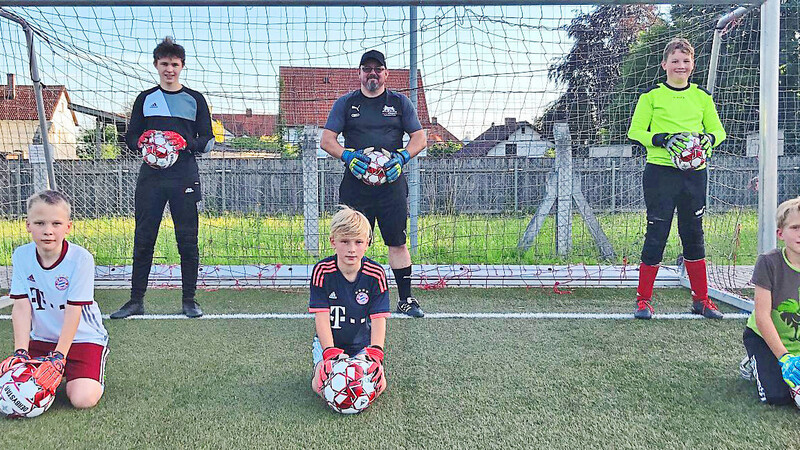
top-left (27, 190), bottom-right (71, 217)
top-left (330, 205), bottom-right (371, 241)
top-left (777, 197), bottom-right (800, 229)
top-left (663, 37), bottom-right (695, 62)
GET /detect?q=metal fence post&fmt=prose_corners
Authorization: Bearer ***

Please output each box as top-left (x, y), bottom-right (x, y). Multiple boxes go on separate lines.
top-left (303, 126), bottom-right (320, 256)
top-left (554, 122), bottom-right (572, 256)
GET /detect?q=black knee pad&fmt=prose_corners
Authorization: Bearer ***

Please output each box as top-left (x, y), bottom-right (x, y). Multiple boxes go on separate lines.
top-left (679, 216), bottom-right (705, 260)
top-left (641, 218), bottom-right (671, 266)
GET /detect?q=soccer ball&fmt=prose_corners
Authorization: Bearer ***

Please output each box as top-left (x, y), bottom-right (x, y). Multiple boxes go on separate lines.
top-left (359, 148), bottom-right (392, 186)
top-left (791, 385), bottom-right (800, 409)
top-left (141, 130), bottom-right (180, 169)
top-left (321, 357), bottom-right (378, 414)
top-left (672, 134), bottom-right (705, 171)
top-left (0, 363), bottom-right (55, 419)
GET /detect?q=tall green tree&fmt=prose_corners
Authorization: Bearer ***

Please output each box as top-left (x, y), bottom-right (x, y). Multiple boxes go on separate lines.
top-left (534, 5), bottom-right (659, 154)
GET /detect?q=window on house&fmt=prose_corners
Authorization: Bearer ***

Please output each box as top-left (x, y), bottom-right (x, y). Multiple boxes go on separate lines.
top-left (521, 126), bottom-right (526, 134)
top-left (505, 143), bottom-right (517, 156)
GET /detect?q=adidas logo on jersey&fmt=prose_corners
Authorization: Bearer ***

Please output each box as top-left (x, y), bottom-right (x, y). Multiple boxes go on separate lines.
top-left (149, 102), bottom-right (159, 108)
top-left (27, 274), bottom-right (35, 282)
top-left (328, 292), bottom-right (337, 300)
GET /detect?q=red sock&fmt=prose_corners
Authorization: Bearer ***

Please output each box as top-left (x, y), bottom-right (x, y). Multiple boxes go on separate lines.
top-left (684, 258), bottom-right (708, 301)
top-left (637, 263), bottom-right (659, 301)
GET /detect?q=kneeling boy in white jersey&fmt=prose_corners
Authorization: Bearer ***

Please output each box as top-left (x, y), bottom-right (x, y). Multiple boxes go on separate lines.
top-left (0, 190), bottom-right (108, 408)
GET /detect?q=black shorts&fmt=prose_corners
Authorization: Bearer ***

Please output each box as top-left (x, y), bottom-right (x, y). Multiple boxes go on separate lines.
top-left (743, 327), bottom-right (794, 405)
top-left (339, 175), bottom-right (408, 247)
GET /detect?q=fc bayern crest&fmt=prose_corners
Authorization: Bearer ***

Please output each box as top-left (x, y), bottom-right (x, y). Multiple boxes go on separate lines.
top-left (355, 291), bottom-right (369, 305)
top-left (54, 276), bottom-right (69, 291)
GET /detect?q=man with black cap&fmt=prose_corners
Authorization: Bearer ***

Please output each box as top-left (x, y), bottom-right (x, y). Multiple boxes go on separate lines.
top-left (320, 49), bottom-right (427, 318)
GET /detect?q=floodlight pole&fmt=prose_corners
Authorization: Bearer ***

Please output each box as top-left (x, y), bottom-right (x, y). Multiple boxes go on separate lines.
top-left (0, 8), bottom-right (57, 191)
top-left (758, 0), bottom-right (779, 253)
top-left (408, 5), bottom-right (419, 256)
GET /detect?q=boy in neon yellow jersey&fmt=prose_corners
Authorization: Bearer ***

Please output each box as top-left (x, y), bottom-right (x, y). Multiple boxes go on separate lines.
top-left (740, 197), bottom-right (800, 406)
top-left (628, 37), bottom-right (726, 320)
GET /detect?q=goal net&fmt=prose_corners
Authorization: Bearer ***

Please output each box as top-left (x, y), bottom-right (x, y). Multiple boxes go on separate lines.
top-left (0, 3), bottom-right (787, 300)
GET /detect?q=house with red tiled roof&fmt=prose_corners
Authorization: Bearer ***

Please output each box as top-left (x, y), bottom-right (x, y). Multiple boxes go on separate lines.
top-left (214, 109), bottom-right (278, 139)
top-left (0, 74), bottom-right (80, 159)
top-left (457, 118), bottom-right (551, 158)
top-left (279, 66), bottom-right (460, 151)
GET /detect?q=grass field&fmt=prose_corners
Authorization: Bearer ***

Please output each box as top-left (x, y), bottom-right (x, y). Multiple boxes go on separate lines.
top-left (0, 210), bottom-right (758, 267)
top-left (0, 287), bottom-right (797, 449)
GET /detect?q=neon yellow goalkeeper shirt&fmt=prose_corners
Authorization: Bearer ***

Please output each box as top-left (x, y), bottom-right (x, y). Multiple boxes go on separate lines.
top-left (627, 82), bottom-right (726, 168)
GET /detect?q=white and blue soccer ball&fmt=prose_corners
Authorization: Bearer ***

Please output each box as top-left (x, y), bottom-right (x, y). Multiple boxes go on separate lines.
top-left (0, 363), bottom-right (55, 419)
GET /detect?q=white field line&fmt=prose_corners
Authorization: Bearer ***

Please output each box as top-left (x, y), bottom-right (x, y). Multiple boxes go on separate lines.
top-left (0, 296), bottom-right (11, 310)
top-left (0, 312), bottom-right (750, 320)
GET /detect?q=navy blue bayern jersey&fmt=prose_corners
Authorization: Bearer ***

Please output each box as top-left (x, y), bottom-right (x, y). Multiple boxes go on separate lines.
top-left (309, 255), bottom-right (390, 355)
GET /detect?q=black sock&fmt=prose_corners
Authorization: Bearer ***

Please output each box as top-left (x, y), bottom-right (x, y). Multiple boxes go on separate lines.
top-left (392, 265), bottom-right (413, 302)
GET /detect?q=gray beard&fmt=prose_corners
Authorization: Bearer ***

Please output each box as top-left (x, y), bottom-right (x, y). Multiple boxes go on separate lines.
top-left (365, 79), bottom-right (380, 92)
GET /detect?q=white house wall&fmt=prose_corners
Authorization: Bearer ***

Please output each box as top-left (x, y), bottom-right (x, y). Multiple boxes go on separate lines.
top-left (486, 127), bottom-right (549, 157)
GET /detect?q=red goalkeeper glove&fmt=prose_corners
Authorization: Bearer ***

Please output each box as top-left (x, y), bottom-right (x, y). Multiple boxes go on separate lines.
top-left (162, 131), bottom-right (188, 152)
top-left (318, 347), bottom-right (349, 384)
top-left (0, 349), bottom-right (30, 374)
top-left (360, 345), bottom-right (386, 390)
top-left (32, 351), bottom-right (65, 393)
top-left (137, 129), bottom-right (157, 149)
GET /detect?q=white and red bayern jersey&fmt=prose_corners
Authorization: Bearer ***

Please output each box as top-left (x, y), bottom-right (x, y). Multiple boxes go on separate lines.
top-left (10, 241), bottom-right (108, 346)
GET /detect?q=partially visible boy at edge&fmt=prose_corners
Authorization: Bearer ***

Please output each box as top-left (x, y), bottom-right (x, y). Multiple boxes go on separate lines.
top-left (740, 197), bottom-right (800, 407)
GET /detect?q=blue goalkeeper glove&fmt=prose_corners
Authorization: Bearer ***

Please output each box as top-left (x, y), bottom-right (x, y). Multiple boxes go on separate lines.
top-left (383, 149), bottom-right (411, 183)
top-left (779, 353), bottom-right (800, 388)
top-left (341, 149), bottom-right (369, 179)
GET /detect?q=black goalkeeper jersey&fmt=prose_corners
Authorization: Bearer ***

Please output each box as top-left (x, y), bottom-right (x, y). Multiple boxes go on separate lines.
top-left (126, 85), bottom-right (214, 181)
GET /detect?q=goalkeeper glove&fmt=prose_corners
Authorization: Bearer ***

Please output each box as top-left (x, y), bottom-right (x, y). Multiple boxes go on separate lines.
top-left (653, 132), bottom-right (691, 153)
top-left (318, 347), bottom-right (349, 384)
top-left (359, 345), bottom-right (386, 391)
top-left (383, 149), bottom-right (411, 183)
top-left (779, 353), bottom-right (800, 388)
top-left (341, 149), bottom-right (369, 179)
top-left (698, 133), bottom-right (714, 158)
top-left (32, 351), bottom-right (65, 393)
top-left (0, 349), bottom-right (30, 374)
top-left (162, 131), bottom-right (188, 152)
top-left (137, 129), bottom-right (157, 149)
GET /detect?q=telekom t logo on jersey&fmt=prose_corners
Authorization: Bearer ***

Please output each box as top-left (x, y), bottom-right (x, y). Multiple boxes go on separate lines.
top-left (329, 306), bottom-right (346, 329)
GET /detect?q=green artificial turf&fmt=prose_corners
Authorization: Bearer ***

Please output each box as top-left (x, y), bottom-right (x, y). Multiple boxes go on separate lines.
top-left (0, 287), bottom-right (795, 448)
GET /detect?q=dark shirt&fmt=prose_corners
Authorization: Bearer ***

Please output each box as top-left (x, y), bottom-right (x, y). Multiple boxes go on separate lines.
top-left (126, 85), bottom-right (214, 181)
top-left (308, 255), bottom-right (390, 355)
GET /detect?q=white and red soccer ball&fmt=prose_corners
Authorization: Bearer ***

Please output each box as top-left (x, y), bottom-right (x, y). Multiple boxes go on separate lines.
top-left (141, 130), bottom-right (181, 169)
top-left (321, 357), bottom-right (378, 414)
top-left (673, 134), bottom-right (705, 171)
top-left (0, 363), bottom-right (55, 419)
top-left (358, 148), bottom-right (392, 186)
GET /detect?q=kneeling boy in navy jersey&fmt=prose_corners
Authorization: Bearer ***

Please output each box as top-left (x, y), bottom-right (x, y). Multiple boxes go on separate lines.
top-left (309, 205), bottom-right (389, 398)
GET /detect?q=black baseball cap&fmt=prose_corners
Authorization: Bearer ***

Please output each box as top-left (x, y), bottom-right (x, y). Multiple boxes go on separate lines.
top-left (359, 50), bottom-right (386, 68)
